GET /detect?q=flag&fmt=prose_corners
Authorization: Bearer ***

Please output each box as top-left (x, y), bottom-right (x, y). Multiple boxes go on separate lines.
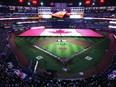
top-left (19, 28), bottom-right (103, 37)
top-left (108, 70), bottom-right (116, 80)
top-left (14, 70), bottom-right (27, 79)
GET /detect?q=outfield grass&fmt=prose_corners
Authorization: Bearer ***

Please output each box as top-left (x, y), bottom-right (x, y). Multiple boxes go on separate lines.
top-left (14, 33), bottom-right (110, 74)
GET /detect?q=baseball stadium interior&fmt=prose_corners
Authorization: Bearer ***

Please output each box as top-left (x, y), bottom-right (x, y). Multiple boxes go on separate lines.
top-left (0, 0), bottom-right (116, 86)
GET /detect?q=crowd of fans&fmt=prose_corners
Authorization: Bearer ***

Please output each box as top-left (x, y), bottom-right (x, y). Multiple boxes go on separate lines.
top-left (84, 6), bottom-right (116, 18)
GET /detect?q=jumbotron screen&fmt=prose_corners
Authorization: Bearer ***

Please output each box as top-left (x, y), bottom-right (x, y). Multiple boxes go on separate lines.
top-left (38, 7), bottom-right (84, 19)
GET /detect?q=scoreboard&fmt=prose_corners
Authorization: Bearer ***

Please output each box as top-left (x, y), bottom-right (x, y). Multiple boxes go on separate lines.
top-left (38, 6), bottom-right (84, 19)
top-left (38, 3), bottom-right (84, 28)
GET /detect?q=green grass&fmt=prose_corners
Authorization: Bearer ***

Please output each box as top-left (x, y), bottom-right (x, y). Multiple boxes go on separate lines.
top-left (43, 42), bottom-right (84, 58)
top-left (69, 38), bottom-right (110, 73)
top-left (14, 33), bottom-right (110, 74)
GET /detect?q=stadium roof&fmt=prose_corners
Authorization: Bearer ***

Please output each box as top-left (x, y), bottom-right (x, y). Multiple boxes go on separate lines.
top-left (0, 0), bottom-right (116, 7)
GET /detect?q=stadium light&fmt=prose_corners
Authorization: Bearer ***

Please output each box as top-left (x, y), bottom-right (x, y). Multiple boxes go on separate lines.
top-left (28, 2), bottom-right (31, 6)
top-left (79, 2), bottom-right (82, 6)
top-left (109, 25), bottom-right (116, 29)
top-left (92, 3), bottom-right (95, 6)
top-left (40, 2), bottom-right (43, 6)
top-left (19, 0), bottom-right (23, 3)
top-left (100, 0), bottom-right (105, 3)
top-left (32, 0), bottom-right (37, 5)
top-left (109, 21), bottom-right (116, 24)
top-left (85, 0), bottom-right (91, 5)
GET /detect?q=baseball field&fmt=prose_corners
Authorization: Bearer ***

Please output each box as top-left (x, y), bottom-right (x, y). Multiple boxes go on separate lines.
top-left (13, 31), bottom-right (111, 76)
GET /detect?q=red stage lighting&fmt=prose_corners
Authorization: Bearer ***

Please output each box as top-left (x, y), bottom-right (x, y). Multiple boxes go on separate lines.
top-left (32, 0), bottom-right (37, 5)
top-left (19, 0), bottom-right (23, 3)
top-left (85, 0), bottom-right (91, 5)
top-left (100, 0), bottom-right (105, 3)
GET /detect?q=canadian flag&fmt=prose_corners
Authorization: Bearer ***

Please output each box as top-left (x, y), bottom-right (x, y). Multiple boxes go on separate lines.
top-left (14, 70), bottom-right (27, 79)
top-left (40, 29), bottom-right (81, 36)
top-left (19, 28), bottom-right (103, 37)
